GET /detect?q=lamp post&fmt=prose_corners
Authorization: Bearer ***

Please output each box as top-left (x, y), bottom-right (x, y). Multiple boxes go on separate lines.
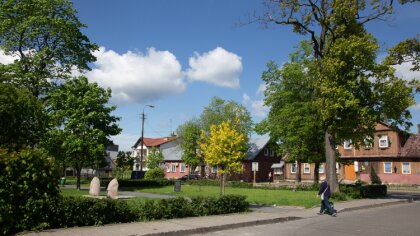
top-left (139, 105), bottom-right (154, 176)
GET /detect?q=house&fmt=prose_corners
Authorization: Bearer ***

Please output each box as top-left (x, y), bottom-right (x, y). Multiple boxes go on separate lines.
top-left (79, 144), bottom-right (118, 178)
top-left (161, 138), bottom-right (194, 179)
top-left (339, 123), bottom-right (420, 185)
top-left (131, 136), bottom-right (177, 171)
top-left (281, 122), bottom-right (420, 185)
top-left (159, 135), bottom-right (283, 182)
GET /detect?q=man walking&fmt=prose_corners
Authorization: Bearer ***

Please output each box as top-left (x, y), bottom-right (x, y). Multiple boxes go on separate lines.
top-left (318, 176), bottom-right (337, 216)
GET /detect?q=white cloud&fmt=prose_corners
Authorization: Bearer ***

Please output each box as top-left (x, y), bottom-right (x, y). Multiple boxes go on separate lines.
top-left (0, 49), bottom-right (17, 64)
top-left (243, 93), bottom-right (269, 118)
top-left (393, 62), bottom-right (420, 81)
top-left (86, 47), bottom-right (186, 104)
top-left (111, 133), bottom-right (139, 152)
top-left (412, 103), bottom-right (420, 111)
top-left (256, 83), bottom-right (266, 96)
top-left (186, 47), bottom-right (242, 88)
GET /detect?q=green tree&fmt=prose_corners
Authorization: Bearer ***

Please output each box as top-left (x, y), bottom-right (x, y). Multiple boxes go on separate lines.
top-left (115, 151), bottom-right (134, 179)
top-left (0, 83), bottom-right (47, 151)
top-left (199, 120), bottom-right (247, 195)
top-left (200, 96), bottom-right (253, 138)
top-left (384, 36), bottom-right (420, 72)
top-left (256, 42), bottom-right (325, 183)
top-left (255, 0), bottom-right (417, 192)
top-left (45, 76), bottom-right (121, 189)
top-left (146, 147), bottom-right (164, 170)
top-left (0, 0), bottom-right (97, 97)
top-left (176, 119), bottom-right (202, 176)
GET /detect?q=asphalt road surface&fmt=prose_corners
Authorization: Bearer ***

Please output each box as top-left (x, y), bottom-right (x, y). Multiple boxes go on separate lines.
top-left (194, 201), bottom-right (420, 236)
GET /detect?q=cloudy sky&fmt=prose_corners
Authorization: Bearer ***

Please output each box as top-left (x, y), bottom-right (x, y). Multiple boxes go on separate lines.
top-left (14, 0), bottom-right (419, 151)
top-left (72, 0), bottom-right (419, 151)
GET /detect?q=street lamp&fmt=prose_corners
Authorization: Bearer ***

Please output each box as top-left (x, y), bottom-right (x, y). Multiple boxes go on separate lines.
top-left (139, 104), bottom-right (154, 177)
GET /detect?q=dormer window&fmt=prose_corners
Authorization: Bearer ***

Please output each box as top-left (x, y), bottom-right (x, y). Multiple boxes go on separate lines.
top-left (343, 140), bottom-right (352, 150)
top-left (379, 135), bottom-right (389, 148)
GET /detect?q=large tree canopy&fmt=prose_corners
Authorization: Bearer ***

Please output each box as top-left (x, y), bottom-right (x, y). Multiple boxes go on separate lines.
top-left (256, 42), bottom-right (325, 182)
top-left (45, 76), bottom-right (121, 189)
top-left (0, 0), bottom-right (98, 97)
top-left (0, 83), bottom-right (47, 151)
top-left (255, 0), bottom-right (418, 191)
top-left (176, 118), bottom-right (202, 171)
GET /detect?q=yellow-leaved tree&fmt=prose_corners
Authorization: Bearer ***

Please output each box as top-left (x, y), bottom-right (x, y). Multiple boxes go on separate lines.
top-left (199, 120), bottom-right (247, 195)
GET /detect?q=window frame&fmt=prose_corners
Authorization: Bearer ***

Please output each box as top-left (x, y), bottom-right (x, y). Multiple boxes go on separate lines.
top-left (264, 148), bottom-right (269, 156)
top-left (291, 162), bottom-right (297, 174)
top-left (402, 162), bottom-right (411, 174)
top-left (303, 163), bottom-right (310, 174)
top-left (180, 163), bottom-right (186, 173)
top-left (319, 163), bottom-right (324, 174)
top-left (379, 135), bottom-right (389, 148)
top-left (384, 162), bottom-right (392, 174)
top-left (364, 136), bottom-right (373, 149)
top-left (170, 163), bottom-right (177, 173)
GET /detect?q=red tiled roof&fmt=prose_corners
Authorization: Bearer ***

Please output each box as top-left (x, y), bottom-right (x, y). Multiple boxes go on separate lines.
top-left (143, 137), bottom-right (174, 147)
top-left (400, 134), bottom-right (420, 158)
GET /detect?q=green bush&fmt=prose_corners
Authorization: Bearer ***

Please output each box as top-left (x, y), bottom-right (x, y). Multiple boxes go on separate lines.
top-left (144, 168), bottom-right (165, 180)
top-left (339, 183), bottom-right (362, 199)
top-left (370, 167), bottom-right (382, 185)
top-left (134, 195), bottom-right (249, 221)
top-left (56, 197), bottom-right (137, 227)
top-left (360, 184), bottom-right (387, 198)
top-left (0, 148), bottom-right (60, 235)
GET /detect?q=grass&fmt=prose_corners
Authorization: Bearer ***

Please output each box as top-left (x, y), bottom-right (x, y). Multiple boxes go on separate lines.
top-left (135, 185), bottom-right (321, 208)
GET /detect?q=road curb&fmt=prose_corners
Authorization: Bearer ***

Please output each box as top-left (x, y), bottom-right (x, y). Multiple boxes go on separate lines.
top-left (142, 216), bottom-right (302, 236)
top-left (338, 199), bottom-right (410, 213)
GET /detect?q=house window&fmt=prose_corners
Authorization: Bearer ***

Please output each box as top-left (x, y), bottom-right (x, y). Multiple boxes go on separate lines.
top-left (402, 162), bottom-right (411, 174)
top-left (364, 137), bottom-right (373, 149)
top-left (270, 150), bottom-right (275, 157)
top-left (319, 164), bottom-right (324, 174)
top-left (274, 168), bottom-right (282, 175)
top-left (384, 162), bottom-right (392, 174)
top-left (211, 166), bottom-right (217, 174)
top-left (336, 163), bottom-right (339, 173)
top-left (379, 135), bottom-right (389, 148)
top-left (264, 148), bottom-right (269, 156)
top-left (171, 163), bottom-right (177, 173)
top-left (180, 163), bottom-right (186, 173)
top-left (303, 163), bottom-right (310, 174)
top-left (291, 162), bottom-right (297, 174)
top-left (343, 140), bottom-right (352, 150)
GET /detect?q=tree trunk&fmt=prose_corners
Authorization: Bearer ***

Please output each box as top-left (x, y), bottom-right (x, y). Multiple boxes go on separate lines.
top-left (325, 132), bottom-right (339, 192)
top-left (76, 167), bottom-right (82, 190)
top-left (296, 161), bottom-right (302, 182)
top-left (314, 162), bottom-right (320, 183)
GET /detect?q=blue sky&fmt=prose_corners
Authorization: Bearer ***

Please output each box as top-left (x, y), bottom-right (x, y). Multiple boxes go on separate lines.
top-left (67, 1), bottom-right (419, 151)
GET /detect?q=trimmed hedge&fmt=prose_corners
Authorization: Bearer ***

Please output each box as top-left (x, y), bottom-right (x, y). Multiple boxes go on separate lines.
top-left (11, 194), bottom-right (249, 234)
top-left (360, 185), bottom-right (387, 198)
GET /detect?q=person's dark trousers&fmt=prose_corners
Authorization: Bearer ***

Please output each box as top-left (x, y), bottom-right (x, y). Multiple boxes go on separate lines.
top-left (320, 197), bottom-right (334, 215)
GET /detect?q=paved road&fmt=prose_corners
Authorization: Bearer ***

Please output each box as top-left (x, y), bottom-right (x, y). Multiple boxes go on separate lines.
top-left (193, 201), bottom-right (420, 236)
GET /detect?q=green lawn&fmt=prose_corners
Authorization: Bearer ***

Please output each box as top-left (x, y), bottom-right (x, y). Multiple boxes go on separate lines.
top-left (60, 184), bottom-right (324, 208)
top-left (135, 185), bottom-right (321, 208)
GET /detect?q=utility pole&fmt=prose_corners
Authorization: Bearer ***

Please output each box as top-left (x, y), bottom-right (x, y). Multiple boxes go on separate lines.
top-left (139, 105), bottom-right (154, 177)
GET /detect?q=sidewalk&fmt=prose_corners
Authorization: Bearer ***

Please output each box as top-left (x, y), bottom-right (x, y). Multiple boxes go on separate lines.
top-left (26, 198), bottom-right (410, 236)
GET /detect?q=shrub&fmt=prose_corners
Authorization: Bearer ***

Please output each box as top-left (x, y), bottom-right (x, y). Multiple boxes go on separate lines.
top-left (360, 185), bottom-right (387, 198)
top-left (370, 166), bottom-right (382, 185)
top-left (339, 184), bottom-right (362, 199)
top-left (144, 168), bottom-right (165, 180)
top-left (0, 148), bottom-right (60, 235)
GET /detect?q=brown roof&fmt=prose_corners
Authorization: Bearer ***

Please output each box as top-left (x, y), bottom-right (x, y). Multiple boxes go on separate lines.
top-left (400, 134), bottom-right (420, 158)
